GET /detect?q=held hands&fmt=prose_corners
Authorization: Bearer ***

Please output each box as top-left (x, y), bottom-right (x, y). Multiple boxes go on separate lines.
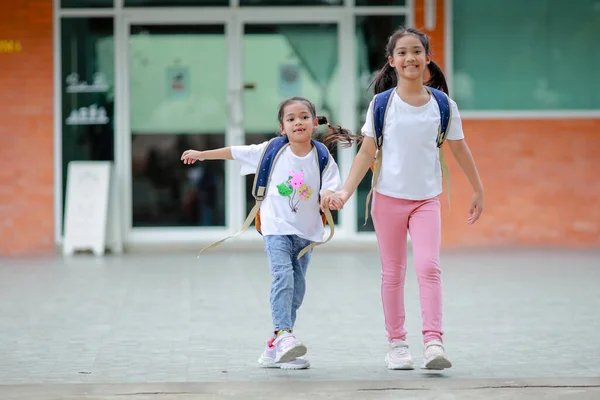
top-left (321, 189), bottom-right (350, 211)
top-left (320, 191), bottom-right (343, 211)
top-left (181, 150), bottom-right (204, 164)
top-left (468, 191), bottom-right (484, 224)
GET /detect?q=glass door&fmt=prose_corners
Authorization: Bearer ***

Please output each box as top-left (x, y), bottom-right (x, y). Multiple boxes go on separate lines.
top-left (242, 21), bottom-right (341, 225)
top-left (124, 16), bottom-right (234, 241)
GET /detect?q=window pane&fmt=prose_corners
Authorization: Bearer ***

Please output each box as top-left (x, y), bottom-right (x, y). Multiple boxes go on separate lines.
top-left (61, 0), bottom-right (113, 7)
top-left (243, 23), bottom-right (340, 225)
top-left (125, 0), bottom-right (228, 6)
top-left (129, 25), bottom-right (227, 227)
top-left (241, 0), bottom-right (341, 6)
top-left (356, 0), bottom-right (406, 5)
top-left (355, 15), bottom-right (406, 232)
top-left (453, 0), bottom-right (600, 110)
top-left (61, 18), bottom-right (114, 233)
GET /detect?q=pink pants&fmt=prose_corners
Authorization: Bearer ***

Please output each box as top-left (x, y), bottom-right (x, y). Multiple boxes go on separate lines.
top-left (371, 192), bottom-right (443, 344)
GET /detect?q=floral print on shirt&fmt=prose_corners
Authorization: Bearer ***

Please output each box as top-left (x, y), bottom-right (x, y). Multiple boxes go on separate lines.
top-left (276, 170), bottom-right (314, 213)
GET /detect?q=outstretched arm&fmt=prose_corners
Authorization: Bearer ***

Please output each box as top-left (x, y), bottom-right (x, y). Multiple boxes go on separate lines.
top-left (447, 139), bottom-right (484, 224)
top-left (181, 148), bottom-right (233, 164)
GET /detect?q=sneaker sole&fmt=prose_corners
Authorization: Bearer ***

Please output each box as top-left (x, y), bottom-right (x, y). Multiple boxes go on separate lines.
top-left (385, 355), bottom-right (414, 370)
top-left (258, 356), bottom-right (278, 368)
top-left (279, 360), bottom-right (310, 370)
top-left (421, 355), bottom-right (452, 370)
top-left (275, 343), bottom-right (307, 364)
top-left (257, 356), bottom-right (310, 370)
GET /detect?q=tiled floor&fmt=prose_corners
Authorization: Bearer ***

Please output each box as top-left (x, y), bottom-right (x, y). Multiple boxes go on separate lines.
top-left (0, 248), bottom-right (598, 390)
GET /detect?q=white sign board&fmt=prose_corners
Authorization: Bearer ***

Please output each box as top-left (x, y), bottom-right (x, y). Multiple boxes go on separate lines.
top-left (63, 161), bottom-right (123, 256)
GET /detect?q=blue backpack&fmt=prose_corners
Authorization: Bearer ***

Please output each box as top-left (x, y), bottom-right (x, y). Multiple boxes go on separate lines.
top-left (365, 86), bottom-right (453, 224)
top-left (199, 136), bottom-right (334, 259)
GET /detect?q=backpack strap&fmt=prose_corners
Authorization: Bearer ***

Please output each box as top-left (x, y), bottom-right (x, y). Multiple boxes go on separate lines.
top-left (297, 140), bottom-right (334, 260)
top-left (426, 86), bottom-right (453, 206)
top-left (197, 137), bottom-right (289, 257)
top-left (313, 139), bottom-right (330, 182)
top-left (364, 88), bottom-right (394, 225)
top-left (252, 136), bottom-right (290, 200)
top-left (372, 87), bottom-right (395, 150)
top-left (427, 87), bottom-right (451, 146)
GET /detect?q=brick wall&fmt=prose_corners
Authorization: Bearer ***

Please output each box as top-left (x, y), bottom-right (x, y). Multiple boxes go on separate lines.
top-left (0, 0), bottom-right (54, 255)
top-left (441, 120), bottom-right (600, 247)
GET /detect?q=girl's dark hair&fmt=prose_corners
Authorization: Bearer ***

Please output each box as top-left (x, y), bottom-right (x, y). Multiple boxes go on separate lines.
top-left (371, 27), bottom-right (449, 95)
top-left (424, 60), bottom-right (449, 95)
top-left (277, 97), bottom-right (362, 151)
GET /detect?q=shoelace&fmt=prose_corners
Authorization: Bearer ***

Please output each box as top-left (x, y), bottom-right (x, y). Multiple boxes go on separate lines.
top-left (391, 344), bottom-right (410, 356)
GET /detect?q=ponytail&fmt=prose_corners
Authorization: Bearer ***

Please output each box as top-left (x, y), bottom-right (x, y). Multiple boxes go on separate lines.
top-left (371, 62), bottom-right (398, 95)
top-left (317, 116), bottom-right (363, 151)
top-left (425, 60), bottom-right (449, 95)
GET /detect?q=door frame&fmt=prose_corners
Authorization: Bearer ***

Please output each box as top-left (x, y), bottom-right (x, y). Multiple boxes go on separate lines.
top-left (119, 9), bottom-right (354, 246)
top-left (120, 11), bottom-right (238, 245)
top-left (115, 5), bottom-right (413, 246)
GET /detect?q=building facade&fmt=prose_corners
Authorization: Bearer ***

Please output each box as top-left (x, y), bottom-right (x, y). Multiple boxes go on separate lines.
top-left (2, 0), bottom-right (599, 255)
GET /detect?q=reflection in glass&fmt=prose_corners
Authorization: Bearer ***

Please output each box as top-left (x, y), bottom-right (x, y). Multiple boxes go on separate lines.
top-left (244, 24), bottom-right (340, 128)
top-left (61, 0), bottom-right (113, 8)
top-left (355, 0), bottom-right (406, 5)
top-left (355, 15), bottom-right (406, 231)
top-left (241, 0), bottom-right (341, 5)
top-left (125, 0), bottom-right (228, 6)
top-left (129, 24), bottom-right (227, 227)
top-left (61, 17), bottom-right (114, 232)
top-left (131, 134), bottom-right (225, 227)
top-left (243, 24), bottom-right (340, 226)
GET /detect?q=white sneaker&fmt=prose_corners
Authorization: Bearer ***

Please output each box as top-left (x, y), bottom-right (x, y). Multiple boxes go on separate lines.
top-left (272, 331), bottom-right (307, 363)
top-left (257, 338), bottom-right (310, 370)
top-left (421, 340), bottom-right (452, 370)
top-left (385, 340), bottom-right (414, 370)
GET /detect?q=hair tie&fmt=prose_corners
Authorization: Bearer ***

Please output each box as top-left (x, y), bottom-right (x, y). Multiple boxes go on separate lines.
top-left (317, 116), bottom-right (328, 126)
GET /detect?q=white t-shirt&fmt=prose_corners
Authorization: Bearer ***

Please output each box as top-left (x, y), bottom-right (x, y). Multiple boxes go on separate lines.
top-left (362, 90), bottom-right (465, 200)
top-left (231, 141), bottom-right (342, 242)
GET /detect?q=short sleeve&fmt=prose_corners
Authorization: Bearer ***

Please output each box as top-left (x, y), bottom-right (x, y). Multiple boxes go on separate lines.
top-left (231, 141), bottom-right (269, 175)
top-left (319, 156), bottom-right (342, 195)
top-left (361, 99), bottom-right (375, 138)
top-left (446, 98), bottom-right (465, 141)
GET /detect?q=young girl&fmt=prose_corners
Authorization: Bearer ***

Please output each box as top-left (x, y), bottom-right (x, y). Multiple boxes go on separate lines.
top-left (181, 97), bottom-right (357, 370)
top-left (324, 27), bottom-right (484, 370)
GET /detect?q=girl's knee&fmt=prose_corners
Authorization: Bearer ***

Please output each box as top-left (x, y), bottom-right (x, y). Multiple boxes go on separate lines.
top-left (381, 265), bottom-right (406, 285)
top-left (415, 257), bottom-right (440, 280)
top-left (272, 268), bottom-right (294, 287)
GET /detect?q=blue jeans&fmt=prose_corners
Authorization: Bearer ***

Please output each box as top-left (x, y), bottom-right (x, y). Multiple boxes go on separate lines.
top-left (264, 235), bottom-right (313, 332)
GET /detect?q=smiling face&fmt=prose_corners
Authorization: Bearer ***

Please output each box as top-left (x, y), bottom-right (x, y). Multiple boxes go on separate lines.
top-left (388, 33), bottom-right (431, 82)
top-left (278, 100), bottom-right (318, 145)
